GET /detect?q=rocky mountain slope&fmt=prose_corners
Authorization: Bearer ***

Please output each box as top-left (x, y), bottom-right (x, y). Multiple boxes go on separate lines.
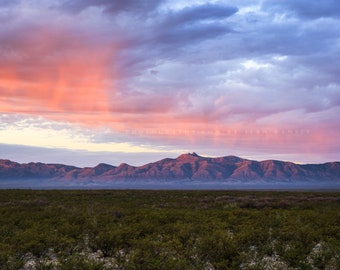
top-left (0, 153), bottom-right (339, 182)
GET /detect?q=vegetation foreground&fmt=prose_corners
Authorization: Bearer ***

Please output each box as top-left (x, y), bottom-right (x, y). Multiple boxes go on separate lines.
top-left (0, 190), bottom-right (339, 269)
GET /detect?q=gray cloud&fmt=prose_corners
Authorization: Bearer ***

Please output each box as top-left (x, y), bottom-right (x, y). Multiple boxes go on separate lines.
top-left (0, 0), bottom-right (20, 6)
top-left (58, 0), bottom-right (162, 15)
top-left (264, 0), bottom-right (340, 19)
top-left (162, 4), bottom-right (238, 27)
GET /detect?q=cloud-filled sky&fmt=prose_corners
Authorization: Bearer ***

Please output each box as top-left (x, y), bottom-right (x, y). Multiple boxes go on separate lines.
top-left (0, 0), bottom-right (339, 166)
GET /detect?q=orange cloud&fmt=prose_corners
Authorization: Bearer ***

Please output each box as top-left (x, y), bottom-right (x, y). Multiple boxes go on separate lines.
top-left (0, 22), bottom-right (114, 116)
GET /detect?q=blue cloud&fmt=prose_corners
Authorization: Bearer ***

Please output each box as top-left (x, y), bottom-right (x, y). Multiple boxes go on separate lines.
top-left (58, 0), bottom-right (162, 15)
top-left (264, 0), bottom-right (340, 19)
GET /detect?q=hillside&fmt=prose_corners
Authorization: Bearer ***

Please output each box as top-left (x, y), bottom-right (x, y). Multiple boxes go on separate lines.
top-left (1, 153), bottom-right (339, 183)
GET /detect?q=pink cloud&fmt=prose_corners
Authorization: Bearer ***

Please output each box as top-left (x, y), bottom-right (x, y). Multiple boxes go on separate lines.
top-left (0, 18), bottom-right (115, 115)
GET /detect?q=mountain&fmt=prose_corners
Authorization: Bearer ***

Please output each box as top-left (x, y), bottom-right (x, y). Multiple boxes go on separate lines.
top-left (0, 153), bottom-right (339, 184)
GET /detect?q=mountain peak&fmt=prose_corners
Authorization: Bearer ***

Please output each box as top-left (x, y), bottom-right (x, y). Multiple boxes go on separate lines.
top-left (93, 163), bottom-right (115, 174)
top-left (177, 152), bottom-right (201, 160)
top-left (0, 156), bottom-right (339, 183)
top-left (95, 163), bottom-right (115, 169)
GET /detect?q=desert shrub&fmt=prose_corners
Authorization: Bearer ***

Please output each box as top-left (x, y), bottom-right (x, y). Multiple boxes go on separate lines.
top-left (0, 190), bottom-right (339, 269)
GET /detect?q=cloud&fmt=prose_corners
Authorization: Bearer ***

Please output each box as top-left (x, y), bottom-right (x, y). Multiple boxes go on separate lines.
top-left (0, 4), bottom-right (114, 114)
top-left (59, 0), bottom-right (162, 15)
top-left (154, 4), bottom-right (237, 56)
top-left (264, 0), bottom-right (340, 19)
top-left (0, 114), bottom-right (186, 155)
top-left (0, 143), bottom-right (180, 167)
top-left (1, 111), bottom-right (338, 167)
top-left (162, 4), bottom-right (238, 27)
top-left (0, 0), bottom-right (19, 7)
top-left (0, 0), bottom-right (339, 164)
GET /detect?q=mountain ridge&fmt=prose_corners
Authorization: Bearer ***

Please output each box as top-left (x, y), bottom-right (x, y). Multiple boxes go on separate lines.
top-left (0, 153), bottom-right (339, 183)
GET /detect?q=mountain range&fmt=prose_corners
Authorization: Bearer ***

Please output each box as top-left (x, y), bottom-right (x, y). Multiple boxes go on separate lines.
top-left (0, 153), bottom-right (339, 185)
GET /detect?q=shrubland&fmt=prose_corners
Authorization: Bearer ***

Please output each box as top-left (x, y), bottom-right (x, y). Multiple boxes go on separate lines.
top-left (0, 189), bottom-right (339, 269)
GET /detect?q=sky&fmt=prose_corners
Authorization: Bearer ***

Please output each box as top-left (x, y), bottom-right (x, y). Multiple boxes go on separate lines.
top-left (0, 0), bottom-right (339, 167)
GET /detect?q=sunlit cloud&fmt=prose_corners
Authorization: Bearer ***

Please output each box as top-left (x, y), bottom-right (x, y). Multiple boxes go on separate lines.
top-left (0, 115), bottom-right (188, 154)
